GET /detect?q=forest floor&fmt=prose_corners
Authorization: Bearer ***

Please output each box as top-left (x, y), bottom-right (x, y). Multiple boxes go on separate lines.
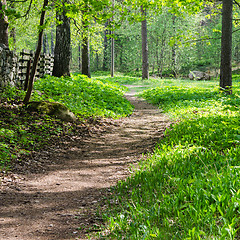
top-left (0, 87), bottom-right (170, 240)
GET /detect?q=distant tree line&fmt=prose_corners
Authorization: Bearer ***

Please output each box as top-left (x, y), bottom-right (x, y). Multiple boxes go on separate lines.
top-left (0, 0), bottom-right (238, 97)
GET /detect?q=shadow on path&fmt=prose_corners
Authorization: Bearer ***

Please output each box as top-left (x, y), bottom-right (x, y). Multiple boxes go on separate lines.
top-left (0, 88), bottom-right (170, 240)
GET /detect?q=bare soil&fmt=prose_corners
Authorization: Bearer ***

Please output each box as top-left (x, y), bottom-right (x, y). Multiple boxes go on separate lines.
top-left (0, 88), bottom-right (170, 240)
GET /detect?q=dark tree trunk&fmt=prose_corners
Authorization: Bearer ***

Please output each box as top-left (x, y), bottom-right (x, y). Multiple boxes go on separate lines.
top-left (0, 0), bottom-right (9, 47)
top-left (220, 0), bottom-right (233, 94)
top-left (111, 31), bottom-right (114, 77)
top-left (141, 6), bottom-right (149, 80)
top-left (102, 21), bottom-right (109, 71)
top-left (171, 15), bottom-right (177, 78)
top-left (23, 0), bottom-right (48, 104)
top-left (111, 0), bottom-right (115, 77)
top-left (82, 25), bottom-right (91, 78)
top-left (78, 42), bottom-right (81, 71)
top-left (52, 1), bottom-right (71, 77)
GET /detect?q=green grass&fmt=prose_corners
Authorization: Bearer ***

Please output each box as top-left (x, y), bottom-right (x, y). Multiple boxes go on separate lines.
top-left (98, 75), bottom-right (240, 239)
top-left (91, 71), bottom-right (222, 94)
top-left (0, 86), bottom-right (72, 171)
top-left (33, 74), bottom-right (134, 119)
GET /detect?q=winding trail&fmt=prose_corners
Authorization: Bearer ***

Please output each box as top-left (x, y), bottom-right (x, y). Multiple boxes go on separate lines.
top-left (0, 87), bottom-right (170, 240)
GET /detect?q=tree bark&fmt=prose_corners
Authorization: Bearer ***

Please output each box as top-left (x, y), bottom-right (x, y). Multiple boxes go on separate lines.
top-left (171, 14), bottom-right (177, 78)
top-left (23, 0), bottom-right (48, 104)
top-left (78, 42), bottom-right (81, 71)
top-left (82, 25), bottom-right (91, 78)
top-left (111, 0), bottom-right (115, 77)
top-left (0, 0), bottom-right (9, 47)
top-left (111, 31), bottom-right (114, 77)
top-left (141, 6), bottom-right (149, 80)
top-left (52, 1), bottom-right (71, 77)
top-left (220, 0), bottom-right (233, 94)
top-left (102, 21), bottom-right (109, 71)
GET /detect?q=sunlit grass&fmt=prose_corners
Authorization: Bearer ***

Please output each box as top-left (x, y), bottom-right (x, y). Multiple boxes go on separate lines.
top-left (33, 74), bottom-right (134, 119)
top-left (98, 74), bottom-right (240, 239)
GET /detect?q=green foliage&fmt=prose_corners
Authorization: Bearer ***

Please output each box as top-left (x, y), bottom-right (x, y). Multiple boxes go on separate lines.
top-left (0, 86), bottom-right (72, 171)
top-left (0, 85), bottom-right (25, 101)
top-left (100, 76), bottom-right (240, 239)
top-left (33, 74), bottom-right (133, 118)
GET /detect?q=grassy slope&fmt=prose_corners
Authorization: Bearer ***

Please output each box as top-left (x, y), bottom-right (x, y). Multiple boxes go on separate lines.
top-left (0, 74), bottom-right (133, 171)
top-left (33, 74), bottom-right (133, 119)
top-left (99, 75), bottom-right (240, 240)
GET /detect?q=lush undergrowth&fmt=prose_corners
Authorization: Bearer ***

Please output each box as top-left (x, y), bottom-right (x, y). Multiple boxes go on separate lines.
top-left (33, 74), bottom-right (133, 119)
top-left (99, 75), bottom-right (240, 239)
top-left (0, 74), bottom-right (133, 171)
top-left (0, 87), bottom-right (74, 171)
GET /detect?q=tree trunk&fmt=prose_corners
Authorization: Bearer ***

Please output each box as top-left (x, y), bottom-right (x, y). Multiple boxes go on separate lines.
top-left (52, 1), bottom-right (71, 77)
top-left (82, 25), bottom-right (91, 78)
top-left (111, 32), bottom-right (114, 77)
top-left (78, 42), bottom-right (81, 71)
top-left (220, 0), bottom-right (233, 94)
top-left (23, 0), bottom-right (48, 104)
top-left (111, 0), bottom-right (115, 77)
top-left (0, 0), bottom-right (9, 47)
top-left (141, 6), bottom-right (149, 80)
top-left (171, 15), bottom-right (177, 78)
top-left (102, 21), bottom-right (109, 71)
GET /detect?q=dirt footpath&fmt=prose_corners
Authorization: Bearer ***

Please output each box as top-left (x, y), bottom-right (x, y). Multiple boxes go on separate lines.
top-left (0, 88), bottom-right (170, 240)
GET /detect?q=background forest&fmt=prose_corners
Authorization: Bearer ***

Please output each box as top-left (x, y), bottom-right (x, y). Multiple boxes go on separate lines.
top-left (4, 0), bottom-right (240, 79)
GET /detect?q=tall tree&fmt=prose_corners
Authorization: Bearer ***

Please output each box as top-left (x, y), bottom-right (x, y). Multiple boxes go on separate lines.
top-left (81, 22), bottom-right (91, 78)
top-left (111, 0), bottom-right (115, 77)
top-left (52, 0), bottom-right (71, 77)
top-left (220, 0), bottom-right (233, 94)
top-left (102, 21), bottom-right (109, 71)
top-left (0, 0), bottom-right (9, 47)
top-left (78, 42), bottom-right (81, 71)
top-left (141, 5), bottom-right (149, 80)
top-left (171, 14), bottom-right (177, 78)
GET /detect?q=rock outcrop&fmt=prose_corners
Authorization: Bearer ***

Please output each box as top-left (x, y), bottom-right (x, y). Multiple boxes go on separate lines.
top-left (26, 101), bottom-right (77, 122)
top-left (189, 71), bottom-right (210, 81)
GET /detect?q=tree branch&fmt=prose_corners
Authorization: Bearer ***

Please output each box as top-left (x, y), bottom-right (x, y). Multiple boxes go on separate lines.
top-left (21, 0), bottom-right (33, 19)
top-left (72, 18), bottom-right (81, 34)
top-left (234, 0), bottom-right (240, 9)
